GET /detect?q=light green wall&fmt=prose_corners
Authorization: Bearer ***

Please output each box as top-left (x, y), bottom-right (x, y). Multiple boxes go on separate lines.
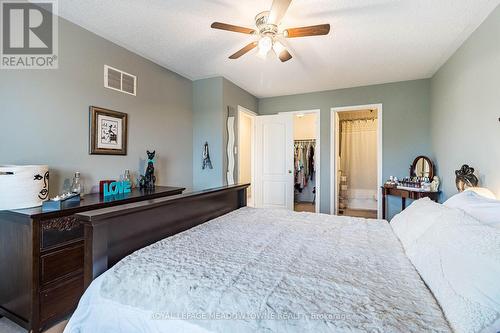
top-left (430, 4), bottom-right (500, 200)
top-left (192, 78), bottom-right (224, 190)
top-left (192, 77), bottom-right (257, 190)
top-left (222, 78), bottom-right (258, 185)
top-left (0, 17), bottom-right (193, 195)
top-left (259, 79), bottom-right (432, 216)
top-left (3, 6), bottom-right (497, 212)
top-left (223, 78), bottom-right (259, 116)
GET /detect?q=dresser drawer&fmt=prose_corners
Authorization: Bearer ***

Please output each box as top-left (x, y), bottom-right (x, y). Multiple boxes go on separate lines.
top-left (41, 243), bottom-right (83, 285)
top-left (41, 216), bottom-right (84, 250)
top-left (40, 275), bottom-right (84, 325)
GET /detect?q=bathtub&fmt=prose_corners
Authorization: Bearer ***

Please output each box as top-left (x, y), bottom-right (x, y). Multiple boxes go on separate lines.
top-left (347, 189), bottom-right (377, 210)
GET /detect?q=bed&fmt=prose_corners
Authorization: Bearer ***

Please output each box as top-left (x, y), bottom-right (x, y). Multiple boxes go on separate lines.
top-left (65, 185), bottom-right (500, 333)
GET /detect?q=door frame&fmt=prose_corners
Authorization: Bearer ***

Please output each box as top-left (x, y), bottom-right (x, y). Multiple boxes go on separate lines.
top-left (237, 105), bottom-right (257, 206)
top-left (279, 109), bottom-right (321, 213)
top-left (330, 104), bottom-right (383, 218)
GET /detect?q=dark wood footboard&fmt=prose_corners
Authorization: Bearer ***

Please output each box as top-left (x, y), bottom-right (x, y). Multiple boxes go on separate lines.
top-left (76, 184), bottom-right (249, 288)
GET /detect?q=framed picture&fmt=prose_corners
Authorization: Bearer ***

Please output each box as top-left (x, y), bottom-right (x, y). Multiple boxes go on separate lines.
top-left (89, 106), bottom-right (128, 155)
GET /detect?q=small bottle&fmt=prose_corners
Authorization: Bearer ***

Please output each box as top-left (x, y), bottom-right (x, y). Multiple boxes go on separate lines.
top-left (124, 169), bottom-right (132, 187)
top-left (71, 172), bottom-right (84, 196)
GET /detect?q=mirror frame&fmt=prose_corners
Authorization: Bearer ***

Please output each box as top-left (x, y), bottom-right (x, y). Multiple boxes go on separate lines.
top-left (410, 155), bottom-right (434, 180)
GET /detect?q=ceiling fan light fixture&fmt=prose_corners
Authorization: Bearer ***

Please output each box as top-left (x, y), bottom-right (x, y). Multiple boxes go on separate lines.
top-left (211, 0), bottom-right (330, 62)
top-left (258, 36), bottom-right (273, 56)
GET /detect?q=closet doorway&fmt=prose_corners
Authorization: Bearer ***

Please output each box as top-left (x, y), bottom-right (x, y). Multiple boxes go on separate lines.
top-left (290, 110), bottom-right (320, 213)
top-left (252, 110), bottom-right (320, 212)
top-left (331, 104), bottom-right (382, 218)
top-left (293, 112), bottom-right (319, 213)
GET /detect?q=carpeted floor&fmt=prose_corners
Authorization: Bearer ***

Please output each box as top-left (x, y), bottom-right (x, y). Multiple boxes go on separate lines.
top-left (0, 318), bottom-right (67, 333)
top-left (0, 318), bottom-right (24, 333)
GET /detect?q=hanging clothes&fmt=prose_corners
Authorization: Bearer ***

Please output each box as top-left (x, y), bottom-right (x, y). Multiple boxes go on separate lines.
top-left (308, 144), bottom-right (315, 181)
top-left (294, 140), bottom-right (315, 192)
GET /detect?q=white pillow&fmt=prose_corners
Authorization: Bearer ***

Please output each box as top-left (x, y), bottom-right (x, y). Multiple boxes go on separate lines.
top-left (390, 197), bottom-right (444, 250)
top-left (404, 204), bottom-right (500, 333)
top-left (444, 191), bottom-right (500, 227)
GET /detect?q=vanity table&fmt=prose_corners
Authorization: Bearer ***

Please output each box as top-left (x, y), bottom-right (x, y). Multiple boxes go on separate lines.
top-left (382, 186), bottom-right (440, 219)
top-left (382, 156), bottom-right (440, 219)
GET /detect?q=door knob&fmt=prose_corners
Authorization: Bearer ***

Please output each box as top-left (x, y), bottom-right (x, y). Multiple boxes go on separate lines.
top-left (288, 170), bottom-right (292, 174)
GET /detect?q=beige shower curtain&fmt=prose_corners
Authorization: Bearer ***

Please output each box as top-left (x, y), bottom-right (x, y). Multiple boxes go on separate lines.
top-left (340, 119), bottom-right (377, 209)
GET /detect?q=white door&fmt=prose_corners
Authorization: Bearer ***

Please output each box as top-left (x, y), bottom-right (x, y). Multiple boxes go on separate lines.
top-left (254, 114), bottom-right (294, 209)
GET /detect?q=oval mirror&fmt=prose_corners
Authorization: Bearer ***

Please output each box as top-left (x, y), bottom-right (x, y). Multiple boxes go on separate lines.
top-left (411, 156), bottom-right (434, 179)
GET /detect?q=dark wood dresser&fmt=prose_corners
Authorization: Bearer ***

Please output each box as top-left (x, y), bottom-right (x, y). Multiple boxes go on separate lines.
top-left (0, 186), bottom-right (184, 333)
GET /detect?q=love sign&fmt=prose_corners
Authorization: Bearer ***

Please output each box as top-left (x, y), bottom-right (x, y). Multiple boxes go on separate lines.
top-left (103, 181), bottom-right (132, 197)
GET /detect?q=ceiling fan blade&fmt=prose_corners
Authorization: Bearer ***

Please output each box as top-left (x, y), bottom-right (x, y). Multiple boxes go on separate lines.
top-left (211, 22), bottom-right (255, 34)
top-left (267, 0), bottom-right (292, 25)
top-left (229, 42), bottom-right (258, 59)
top-left (278, 49), bottom-right (292, 62)
top-left (284, 24), bottom-right (330, 38)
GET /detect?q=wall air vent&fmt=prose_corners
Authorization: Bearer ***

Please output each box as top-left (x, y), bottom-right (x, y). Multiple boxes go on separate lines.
top-left (104, 65), bottom-right (137, 96)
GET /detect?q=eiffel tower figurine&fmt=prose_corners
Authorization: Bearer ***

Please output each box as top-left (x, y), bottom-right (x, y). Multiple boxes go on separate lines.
top-left (202, 142), bottom-right (213, 170)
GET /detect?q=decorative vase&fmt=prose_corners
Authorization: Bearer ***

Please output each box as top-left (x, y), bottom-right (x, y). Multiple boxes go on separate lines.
top-left (0, 165), bottom-right (49, 210)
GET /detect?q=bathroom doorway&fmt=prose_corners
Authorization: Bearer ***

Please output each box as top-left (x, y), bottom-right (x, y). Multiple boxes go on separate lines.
top-left (331, 105), bottom-right (382, 218)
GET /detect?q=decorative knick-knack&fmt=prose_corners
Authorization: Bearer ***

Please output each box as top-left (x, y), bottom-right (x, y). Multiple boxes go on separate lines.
top-left (70, 172), bottom-right (84, 196)
top-left (202, 142), bottom-right (213, 170)
top-left (123, 169), bottom-right (133, 188)
top-left (455, 164), bottom-right (478, 192)
top-left (139, 150), bottom-right (156, 189)
top-left (0, 165), bottom-right (49, 210)
top-left (430, 176), bottom-right (440, 192)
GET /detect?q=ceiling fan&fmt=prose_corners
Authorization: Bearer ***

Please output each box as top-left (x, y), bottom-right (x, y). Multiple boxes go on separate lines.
top-left (211, 0), bottom-right (330, 62)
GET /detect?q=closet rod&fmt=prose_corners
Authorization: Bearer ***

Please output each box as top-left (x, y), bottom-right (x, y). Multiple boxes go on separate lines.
top-left (294, 139), bottom-right (316, 142)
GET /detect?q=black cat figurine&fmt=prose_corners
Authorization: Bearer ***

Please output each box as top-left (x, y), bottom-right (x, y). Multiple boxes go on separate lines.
top-left (140, 150), bottom-right (156, 189)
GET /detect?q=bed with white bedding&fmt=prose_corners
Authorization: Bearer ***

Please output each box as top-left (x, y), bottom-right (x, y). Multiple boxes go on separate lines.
top-left (65, 207), bottom-right (453, 333)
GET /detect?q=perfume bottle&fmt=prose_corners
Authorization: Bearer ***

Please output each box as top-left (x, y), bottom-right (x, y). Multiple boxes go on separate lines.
top-left (70, 172), bottom-right (84, 196)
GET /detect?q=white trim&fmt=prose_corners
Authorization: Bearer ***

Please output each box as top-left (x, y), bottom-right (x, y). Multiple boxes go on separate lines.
top-left (237, 105), bottom-right (256, 207)
top-left (238, 106), bottom-right (258, 117)
top-left (279, 109), bottom-right (321, 213)
top-left (104, 65), bottom-right (137, 96)
top-left (226, 116), bottom-right (235, 185)
top-left (330, 104), bottom-right (383, 218)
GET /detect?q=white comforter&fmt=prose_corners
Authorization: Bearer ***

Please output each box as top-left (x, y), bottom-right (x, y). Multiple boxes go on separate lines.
top-left (65, 208), bottom-right (450, 333)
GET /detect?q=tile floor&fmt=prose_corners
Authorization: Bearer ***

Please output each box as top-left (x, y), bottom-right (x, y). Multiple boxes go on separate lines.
top-left (294, 202), bottom-right (316, 213)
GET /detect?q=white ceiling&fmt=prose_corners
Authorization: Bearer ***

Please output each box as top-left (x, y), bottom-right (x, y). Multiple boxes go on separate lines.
top-left (59, 0), bottom-right (500, 98)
